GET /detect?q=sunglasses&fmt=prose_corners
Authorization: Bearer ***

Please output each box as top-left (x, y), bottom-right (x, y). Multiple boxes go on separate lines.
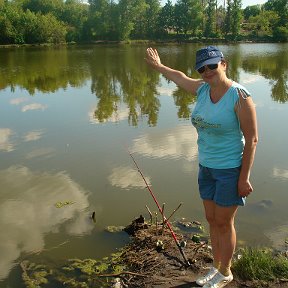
top-left (197, 63), bottom-right (218, 74)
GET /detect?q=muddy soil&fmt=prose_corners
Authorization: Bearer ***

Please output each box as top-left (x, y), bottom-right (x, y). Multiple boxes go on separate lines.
top-left (117, 216), bottom-right (288, 288)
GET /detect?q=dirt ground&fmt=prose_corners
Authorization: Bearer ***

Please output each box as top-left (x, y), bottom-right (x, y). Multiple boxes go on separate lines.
top-left (117, 216), bottom-right (288, 288)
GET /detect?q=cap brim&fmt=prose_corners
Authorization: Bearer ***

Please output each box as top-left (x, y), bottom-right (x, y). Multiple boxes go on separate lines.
top-left (195, 57), bottom-right (222, 70)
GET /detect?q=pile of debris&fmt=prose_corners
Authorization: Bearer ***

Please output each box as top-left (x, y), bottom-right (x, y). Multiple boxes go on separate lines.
top-left (117, 215), bottom-right (213, 287)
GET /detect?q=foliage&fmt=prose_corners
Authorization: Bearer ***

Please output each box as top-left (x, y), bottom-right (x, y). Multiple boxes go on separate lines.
top-left (0, 0), bottom-right (286, 44)
top-left (231, 0), bottom-right (243, 38)
top-left (204, 0), bottom-right (216, 37)
top-left (248, 10), bottom-right (279, 37)
top-left (233, 247), bottom-right (288, 282)
top-left (174, 0), bottom-right (203, 37)
top-left (243, 4), bottom-right (261, 20)
top-left (158, 0), bottom-right (174, 34)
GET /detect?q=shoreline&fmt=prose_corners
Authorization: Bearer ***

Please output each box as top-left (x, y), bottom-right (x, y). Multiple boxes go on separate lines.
top-left (18, 215), bottom-right (288, 288)
top-left (0, 38), bottom-right (284, 49)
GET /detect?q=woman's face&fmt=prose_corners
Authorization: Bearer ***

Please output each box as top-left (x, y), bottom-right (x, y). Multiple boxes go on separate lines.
top-left (200, 61), bottom-right (227, 83)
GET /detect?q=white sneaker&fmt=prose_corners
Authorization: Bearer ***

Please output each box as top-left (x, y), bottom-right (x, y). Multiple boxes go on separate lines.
top-left (203, 271), bottom-right (233, 288)
top-left (196, 267), bottom-right (218, 286)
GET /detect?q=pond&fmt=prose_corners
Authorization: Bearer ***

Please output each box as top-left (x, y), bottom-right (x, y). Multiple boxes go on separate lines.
top-left (0, 43), bottom-right (288, 287)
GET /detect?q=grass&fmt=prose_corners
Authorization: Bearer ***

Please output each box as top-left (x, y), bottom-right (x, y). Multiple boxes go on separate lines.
top-left (232, 247), bottom-right (288, 282)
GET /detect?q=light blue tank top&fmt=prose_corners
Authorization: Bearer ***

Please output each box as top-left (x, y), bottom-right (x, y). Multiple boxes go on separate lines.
top-left (191, 82), bottom-right (250, 169)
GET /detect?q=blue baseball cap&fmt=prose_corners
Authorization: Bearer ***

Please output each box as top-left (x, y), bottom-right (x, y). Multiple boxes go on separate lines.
top-left (195, 46), bottom-right (224, 70)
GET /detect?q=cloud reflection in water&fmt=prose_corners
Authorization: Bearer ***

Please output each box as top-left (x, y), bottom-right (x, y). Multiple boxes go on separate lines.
top-left (108, 125), bottom-right (198, 190)
top-left (108, 166), bottom-right (150, 189)
top-left (131, 124), bottom-right (198, 161)
top-left (0, 128), bottom-right (15, 152)
top-left (21, 103), bottom-right (47, 112)
top-left (0, 166), bottom-right (93, 280)
top-left (23, 130), bottom-right (44, 142)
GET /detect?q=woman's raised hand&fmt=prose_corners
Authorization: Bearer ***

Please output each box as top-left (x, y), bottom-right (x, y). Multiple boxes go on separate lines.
top-left (145, 47), bottom-right (162, 69)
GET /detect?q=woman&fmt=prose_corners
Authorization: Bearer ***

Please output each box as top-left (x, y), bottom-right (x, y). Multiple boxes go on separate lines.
top-left (145, 46), bottom-right (258, 288)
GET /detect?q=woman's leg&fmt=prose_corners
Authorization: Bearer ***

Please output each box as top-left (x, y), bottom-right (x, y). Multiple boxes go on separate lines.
top-left (203, 200), bottom-right (221, 268)
top-left (203, 200), bottom-right (238, 275)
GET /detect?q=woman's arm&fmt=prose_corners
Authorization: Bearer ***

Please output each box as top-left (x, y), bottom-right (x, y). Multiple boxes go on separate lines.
top-left (145, 48), bottom-right (203, 95)
top-left (236, 91), bottom-right (258, 197)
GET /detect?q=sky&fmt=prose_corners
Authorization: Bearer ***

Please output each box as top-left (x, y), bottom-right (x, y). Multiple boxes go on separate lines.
top-left (160, 0), bottom-right (267, 8)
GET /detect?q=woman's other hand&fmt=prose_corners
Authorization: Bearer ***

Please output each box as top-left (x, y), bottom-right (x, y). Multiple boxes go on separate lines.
top-left (238, 179), bottom-right (253, 197)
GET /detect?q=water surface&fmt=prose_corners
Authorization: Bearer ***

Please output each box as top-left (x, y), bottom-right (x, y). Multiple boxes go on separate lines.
top-left (0, 43), bottom-right (288, 286)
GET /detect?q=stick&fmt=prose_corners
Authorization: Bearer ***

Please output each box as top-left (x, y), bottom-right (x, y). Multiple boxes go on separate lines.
top-left (164, 203), bottom-right (182, 224)
top-left (155, 212), bottom-right (158, 235)
top-left (96, 271), bottom-right (147, 277)
top-left (129, 151), bottom-right (191, 267)
top-left (161, 203), bottom-right (165, 235)
top-left (145, 205), bottom-right (153, 224)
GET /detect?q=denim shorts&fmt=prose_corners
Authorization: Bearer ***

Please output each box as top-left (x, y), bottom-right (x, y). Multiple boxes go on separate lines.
top-left (198, 164), bottom-right (245, 207)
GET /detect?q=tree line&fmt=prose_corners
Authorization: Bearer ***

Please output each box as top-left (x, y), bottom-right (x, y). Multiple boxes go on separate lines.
top-left (0, 0), bottom-right (287, 45)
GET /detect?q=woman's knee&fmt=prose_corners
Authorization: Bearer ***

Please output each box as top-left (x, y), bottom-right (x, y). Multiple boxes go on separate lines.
top-left (214, 218), bottom-right (234, 233)
top-left (205, 213), bottom-right (217, 226)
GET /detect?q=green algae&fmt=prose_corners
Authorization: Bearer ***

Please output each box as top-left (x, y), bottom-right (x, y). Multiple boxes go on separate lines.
top-left (54, 201), bottom-right (75, 208)
top-left (21, 261), bottom-right (51, 288)
top-left (21, 251), bottom-right (126, 288)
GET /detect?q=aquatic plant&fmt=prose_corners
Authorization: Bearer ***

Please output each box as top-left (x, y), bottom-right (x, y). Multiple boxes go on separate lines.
top-left (21, 261), bottom-right (51, 288)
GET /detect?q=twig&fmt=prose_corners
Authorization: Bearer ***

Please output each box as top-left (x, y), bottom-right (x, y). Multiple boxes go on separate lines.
top-left (96, 271), bottom-right (147, 278)
top-left (145, 205), bottom-right (153, 224)
top-left (164, 203), bottom-right (183, 224)
top-left (155, 212), bottom-right (158, 235)
top-left (190, 242), bottom-right (206, 262)
top-left (161, 203), bottom-right (165, 235)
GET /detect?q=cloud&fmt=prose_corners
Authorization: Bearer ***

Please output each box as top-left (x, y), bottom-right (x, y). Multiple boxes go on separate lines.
top-left (0, 166), bottom-right (94, 280)
top-left (0, 128), bottom-right (14, 152)
top-left (130, 124), bottom-right (198, 161)
top-left (22, 103), bottom-right (47, 112)
top-left (108, 166), bottom-right (150, 189)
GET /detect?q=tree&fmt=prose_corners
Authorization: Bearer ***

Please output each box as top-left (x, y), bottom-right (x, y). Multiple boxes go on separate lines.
top-left (243, 4), bottom-right (261, 20)
top-left (61, 0), bottom-right (88, 42)
top-left (0, 3), bottom-right (25, 44)
top-left (263, 0), bottom-right (288, 27)
top-left (230, 0), bottom-right (242, 38)
top-left (34, 13), bottom-right (67, 43)
top-left (117, 0), bottom-right (148, 40)
top-left (88, 0), bottom-right (111, 40)
top-left (145, 0), bottom-right (161, 38)
top-left (130, 0), bottom-right (149, 39)
top-left (263, 0), bottom-right (288, 41)
top-left (158, 0), bottom-right (174, 34)
top-left (174, 0), bottom-right (203, 36)
top-left (248, 10), bottom-right (279, 36)
top-left (204, 0), bottom-right (216, 37)
top-left (216, 5), bottom-right (226, 35)
top-left (224, 0), bottom-right (232, 35)
top-left (189, 0), bottom-right (203, 36)
top-left (21, 0), bottom-right (63, 16)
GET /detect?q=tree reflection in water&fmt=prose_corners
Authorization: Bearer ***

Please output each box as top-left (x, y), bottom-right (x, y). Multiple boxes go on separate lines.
top-left (0, 44), bottom-right (287, 124)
